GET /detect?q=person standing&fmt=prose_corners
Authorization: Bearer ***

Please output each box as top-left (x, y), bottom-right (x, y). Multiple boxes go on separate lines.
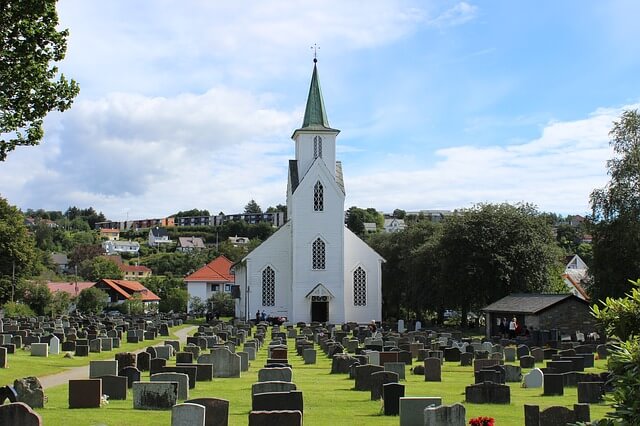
top-left (509, 317), bottom-right (517, 339)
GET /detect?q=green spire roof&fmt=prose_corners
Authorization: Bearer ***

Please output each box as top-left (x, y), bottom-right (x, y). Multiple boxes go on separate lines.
top-left (301, 62), bottom-right (330, 129)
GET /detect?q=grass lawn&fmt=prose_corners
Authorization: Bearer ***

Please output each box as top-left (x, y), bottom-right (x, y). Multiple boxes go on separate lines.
top-left (0, 324), bottom-right (191, 384)
top-left (32, 327), bottom-right (613, 426)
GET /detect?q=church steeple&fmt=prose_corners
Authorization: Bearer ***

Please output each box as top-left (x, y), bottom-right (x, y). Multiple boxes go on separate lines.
top-left (301, 60), bottom-right (330, 129)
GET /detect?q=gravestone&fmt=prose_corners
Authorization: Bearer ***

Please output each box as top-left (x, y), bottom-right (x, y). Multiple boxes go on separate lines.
top-left (543, 373), bottom-right (564, 396)
top-left (595, 344), bottom-right (607, 360)
top-left (465, 381), bottom-right (510, 404)
top-left (383, 382), bottom-right (404, 416)
top-left (504, 364), bottom-right (522, 382)
top-left (212, 348), bottom-right (241, 378)
top-left (252, 390), bottom-right (303, 413)
top-left (443, 347), bottom-right (461, 362)
top-left (14, 377), bottom-right (45, 408)
top-left (0, 402), bottom-right (42, 426)
top-left (75, 345), bottom-right (89, 357)
top-left (331, 354), bottom-right (357, 373)
top-left (171, 402), bottom-right (206, 426)
top-left (133, 381), bottom-right (178, 410)
top-left (354, 365), bottom-right (384, 391)
top-left (0, 385), bottom-right (17, 404)
top-left (303, 348), bottom-right (316, 364)
top-left (523, 368), bottom-right (544, 388)
top-left (186, 397), bottom-right (230, 426)
top-left (151, 372), bottom-right (190, 400)
top-left (68, 379), bottom-right (102, 408)
top-left (248, 410), bottom-right (302, 426)
top-left (370, 371), bottom-right (399, 401)
top-left (423, 403), bottom-right (466, 426)
top-left (520, 355), bottom-right (535, 369)
top-left (90, 360), bottom-right (118, 378)
top-left (30, 343), bottom-right (48, 357)
top-left (150, 357), bottom-right (167, 374)
top-left (577, 382), bottom-right (604, 403)
top-left (48, 335), bottom-right (60, 355)
top-left (258, 367), bottom-right (292, 383)
top-left (100, 375), bottom-right (127, 400)
top-left (115, 352), bottom-right (137, 369)
top-left (385, 362), bottom-right (406, 380)
top-left (89, 339), bottom-right (101, 353)
top-left (517, 345), bottom-right (530, 359)
top-left (176, 352), bottom-right (194, 364)
top-left (524, 404), bottom-right (591, 426)
top-left (460, 352), bottom-right (473, 366)
top-left (251, 381), bottom-right (297, 399)
top-left (0, 347), bottom-right (7, 368)
top-left (61, 341), bottom-right (76, 352)
top-left (118, 366), bottom-right (141, 388)
top-left (155, 345), bottom-right (172, 360)
top-left (238, 351), bottom-right (249, 372)
top-left (531, 347), bottom-right (544, 363)
top-left (504, 347), bottom-right (516, 362)
top-left (424, 358), bottom-right (441, 382)
top-left (137, 351), bottom-right (151, 371)
top-left (399, 397), bottom-right (441, 426)
top-left (161, 365), bottom-right (198, 389)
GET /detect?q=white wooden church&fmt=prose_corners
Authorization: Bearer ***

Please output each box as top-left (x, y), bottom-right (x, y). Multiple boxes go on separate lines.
top-left (234, 60), bottom-right (384, 324)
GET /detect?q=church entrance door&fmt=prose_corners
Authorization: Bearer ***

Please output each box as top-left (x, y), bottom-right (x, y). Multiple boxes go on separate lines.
top-left (311, 301), bottom-right (328, 322)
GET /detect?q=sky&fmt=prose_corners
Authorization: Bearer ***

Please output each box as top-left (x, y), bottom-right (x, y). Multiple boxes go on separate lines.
top-left (2, 0), bottom-right (640, 221)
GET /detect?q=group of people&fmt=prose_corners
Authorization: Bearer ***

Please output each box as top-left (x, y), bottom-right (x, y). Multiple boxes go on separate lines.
top-left (499, 316), bottom-right (530, 338)
top-left (255, 310), bottom-right (287, 326)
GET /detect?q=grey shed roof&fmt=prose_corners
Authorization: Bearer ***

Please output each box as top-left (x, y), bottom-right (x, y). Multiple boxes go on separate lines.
top-left (482, 293), bottom-right (587, 315)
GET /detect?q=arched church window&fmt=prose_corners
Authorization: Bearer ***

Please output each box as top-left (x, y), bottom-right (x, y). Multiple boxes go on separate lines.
top-left (353, 267), bottom-right (366, 306)
top-left (314, 181), bottom-right (324, 211)
top-left (313, 136), bottom-right (323, 159)
top-left (312, 238), bottom-right (325, 270)
top-left (262, 266), bottom-right (275, 306)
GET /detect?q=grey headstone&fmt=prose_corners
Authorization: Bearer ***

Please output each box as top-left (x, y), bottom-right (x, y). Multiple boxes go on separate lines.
top-left (133, 381), bottom-right (178, 410)
top-left (399, 397), bottom-right (441, 426)
top-left (423, 403), bottom-right (466, 426)
top-left (171, 402), bottom-right (206, 426)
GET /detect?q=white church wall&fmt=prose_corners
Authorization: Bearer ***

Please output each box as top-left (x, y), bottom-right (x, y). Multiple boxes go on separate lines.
top-left (343, 229), bottom-right (383, 323)
top-left (294, 130), bottom-right (338, 180)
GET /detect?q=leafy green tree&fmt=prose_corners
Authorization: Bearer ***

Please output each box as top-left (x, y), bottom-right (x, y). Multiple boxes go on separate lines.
top-left (207, 292), bottom-right (235, 316)
top-left (0, 197), bottom-right (39, 302)
top-left (76, 286), bottom-right (107, 314)
top-left (159, 287), bottom-right (188, 313)
top-left (590, 110), bottom-right (640, 301)
top-left (437, 203), bottom-right (563, 322)
top-left (189, 296), bottom-right (207, 316)
top-left (392, 209), bottom-right (406, 219)
top-left (2, 301), bottom-right (35, 317)
top-left (20, 281), bottom-right (52, 315)
top-left (172, 208), bottom-right (210, 218)
top-left (78, 257), bottom-right (123, 281)
top-left (346, 206), bottom-right (366, 235)
top-left (244, 199), bottom-right (262, 214)
top-left (266, 204), bottom-right (286, 213)
top-left (47, 290), bottom-right (71, 316)
top-left (591, 279), bottom-right (640, 423)
top-left (123, 293), bottom-right (145, 315)
top-left (0, 0), bottom-right (79, 160)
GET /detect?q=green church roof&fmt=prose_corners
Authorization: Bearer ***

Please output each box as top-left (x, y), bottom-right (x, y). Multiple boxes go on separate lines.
top-left (301, 61), bottom-right (330, 129)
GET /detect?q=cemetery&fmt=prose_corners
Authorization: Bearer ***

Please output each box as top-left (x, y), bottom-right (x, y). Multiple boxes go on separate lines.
top-left (0, 313), bottom-right (614, 425)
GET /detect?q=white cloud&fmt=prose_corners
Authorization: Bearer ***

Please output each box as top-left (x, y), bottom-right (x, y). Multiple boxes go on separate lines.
top-left (345, 105), bottom-right (635, 214)
top-left (429, 2), bottom-right (478, 28)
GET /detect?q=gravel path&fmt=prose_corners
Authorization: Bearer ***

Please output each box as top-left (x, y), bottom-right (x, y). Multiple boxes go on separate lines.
top-left (39, 325), bottom-right (197, 390)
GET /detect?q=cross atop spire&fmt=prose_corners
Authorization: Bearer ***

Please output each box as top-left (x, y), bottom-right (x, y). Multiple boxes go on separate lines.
top-left (311, 43), bottom-right (320, 63)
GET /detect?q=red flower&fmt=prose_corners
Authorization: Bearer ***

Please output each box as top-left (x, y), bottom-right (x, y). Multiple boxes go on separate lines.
top-left (469, 416), bottom-right (495, 426)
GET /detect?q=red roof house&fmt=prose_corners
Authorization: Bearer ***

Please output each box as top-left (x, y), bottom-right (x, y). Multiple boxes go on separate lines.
top-left (94, 279), bottom-right (160, 304)
top-left (184, 256), bottom-right (235, 311)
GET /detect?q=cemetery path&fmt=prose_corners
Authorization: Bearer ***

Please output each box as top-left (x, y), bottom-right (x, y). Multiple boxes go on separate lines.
top-left (39, 325), bottom-right (198, 390)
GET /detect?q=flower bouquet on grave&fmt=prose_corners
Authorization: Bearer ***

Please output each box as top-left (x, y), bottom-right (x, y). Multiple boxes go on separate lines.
top-left (469, 416), bottom-right (495, 426)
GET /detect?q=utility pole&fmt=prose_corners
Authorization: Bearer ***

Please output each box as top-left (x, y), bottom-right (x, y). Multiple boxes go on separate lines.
top-left (11, 261), bottom-right (15, 302)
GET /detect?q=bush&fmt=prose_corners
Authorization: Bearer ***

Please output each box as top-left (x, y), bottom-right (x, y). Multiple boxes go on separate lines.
top-left (2, 301), bottom-right (36, 317)
top-left (77, 287), bottom-right (108, 314)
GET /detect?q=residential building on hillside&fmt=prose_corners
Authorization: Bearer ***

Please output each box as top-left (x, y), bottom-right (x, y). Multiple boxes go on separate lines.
top-left (234, 61), bottom-right (384, 324)
top-left (406, 209), bottom-right (453, 222)
top-left (148, 226), bottom-right (172, 247)
top-left (50, 253), bottom-right (69, 274)
top-left (100, 228), bottom-right (120, 241)
top-left (185, 256), bottom-right (235, 311)
top-left (102, 240), bottom-right (140, 255)
top-left (177, 236), bottom-right (206, 252)
top-left (94, 217), bottom-right (175, 230)
top-left (228, 235), bottom-right (249, 246)
top-left (383, 218), bottom-right (406, 233)
top-left (47, 281), bottom-right (95, 298)
top-left (175, 215), bottom-right (213, 227)
top-left (94, 279), bottom-right (160, 307)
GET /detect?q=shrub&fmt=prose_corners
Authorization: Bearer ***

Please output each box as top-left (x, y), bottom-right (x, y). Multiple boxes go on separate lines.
top-left (2, 301), bottom-right (36, 317)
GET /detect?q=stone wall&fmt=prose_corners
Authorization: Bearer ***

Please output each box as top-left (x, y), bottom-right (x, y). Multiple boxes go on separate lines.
top-left (537, 299), bottom-right (597, 334)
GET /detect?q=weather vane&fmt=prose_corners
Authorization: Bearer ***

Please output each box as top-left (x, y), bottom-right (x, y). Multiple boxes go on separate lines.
top-left (311, 44), bottom-right (320, 62)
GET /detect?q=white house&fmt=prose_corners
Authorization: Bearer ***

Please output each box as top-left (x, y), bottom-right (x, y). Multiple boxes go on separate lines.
top-left (185, 256), bottom-right (235, 310)
top-left (102, 240), bottom-right (140, 255)
top-left (148, 226), bottom-right (172, 247)
top-left (234, 61), bottom-right (384, 324)
top-left (384, 218), bottom-right (406, 233)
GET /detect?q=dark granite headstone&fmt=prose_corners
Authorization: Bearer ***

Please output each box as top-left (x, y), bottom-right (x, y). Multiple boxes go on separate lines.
top-left (185, 397), bottom-right (230, 426)
top-left (354, 365), bottom-right (384, 391)
top-left (99, 375), bottom-right (127, 400)
top-left (118, 366), bottom-right (141, 388)
top-left (75, 345), bottom-right (89, 357)
top-left (248, 410), bottom-right (302, 426)
top-left (149, 357), bottom-right (166, 375)
top-left (519, 355), bottom-right (535, 369)
top-left (424, 358), bottom-right (441, 382)
top-left (465, 381), bottom-right (510, 404)
top-left (543, 373), bottom-right (564, 396)
top-left (137, 351), bottom-right (150, 371)
top-left (68, 379), bottom-right (102, 408)
top-left (382, 382), bottom-right (404, 416)
top-left (252, 390), bottom-right (303, 413)
top-left (460, 352), bottom-right (473, 366)
top-left (0, 402), bottom-right (42, 426)
top-left (370, 371), bottom-right (399, 401)
top-left (577, 382), bottom-right (604, 403)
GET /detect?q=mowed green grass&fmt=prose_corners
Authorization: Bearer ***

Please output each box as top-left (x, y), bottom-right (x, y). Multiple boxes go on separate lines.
top-left (0, 325), bottom-right (190, 384)
top-left (32, 328), bottom-right (613, 426)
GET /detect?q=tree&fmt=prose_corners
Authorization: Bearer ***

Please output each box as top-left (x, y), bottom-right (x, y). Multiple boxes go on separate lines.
top-left (0, 197), bottom-right (39, 302)
top-left (159, 287), bottom-right (188, 313)
top-left (437, 203), bottom-right (563, 322)
top-left (48, 290), bottom-right (71, 316)
top-left (188, 296), bottom-right (207, 316)
top-left (207, 292), bottom-right (234, 316)
top-left (346, 206), bottom-right (366, 235)
top-left (266, 204), bottom-right (286, 213)
top-left (244, 199), bottom-right (262, 214)
top-left (590, 110), bottom-right (640, 301)
top-left (21, 280), bottom-right (52, 315)
top-left (392, 209), bottom-right (406, 219)
top-left (123, 293), bottom-right (144, 315)
top-left (172, 208), bottom-right (210, 218)
top-left (78, 257), bottom-right (123, 281)
top-left (68, 244), bottom-right (103, 268)
top-left (76, 286), bottom-right (107, 314)
top-left (591, 279), bottom-right (640, 423)
top-left (0, 0), bottom-right (79, 161)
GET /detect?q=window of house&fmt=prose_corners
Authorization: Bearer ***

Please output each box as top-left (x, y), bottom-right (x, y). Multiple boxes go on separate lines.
top-left (313, 135), bottom-right (323, 159)
top-left (314, 181), bottom-right (324, 211)
top-left (211, 284), bottom-right (219, 292)
top-left (262, 266), bottom-right (275, 306)
top-left (224, 284), bottom-right (231, 292)
top-left (353, 267), bottom-right (366, 306)
top-left (312, 238), bottom-right (326, 270)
